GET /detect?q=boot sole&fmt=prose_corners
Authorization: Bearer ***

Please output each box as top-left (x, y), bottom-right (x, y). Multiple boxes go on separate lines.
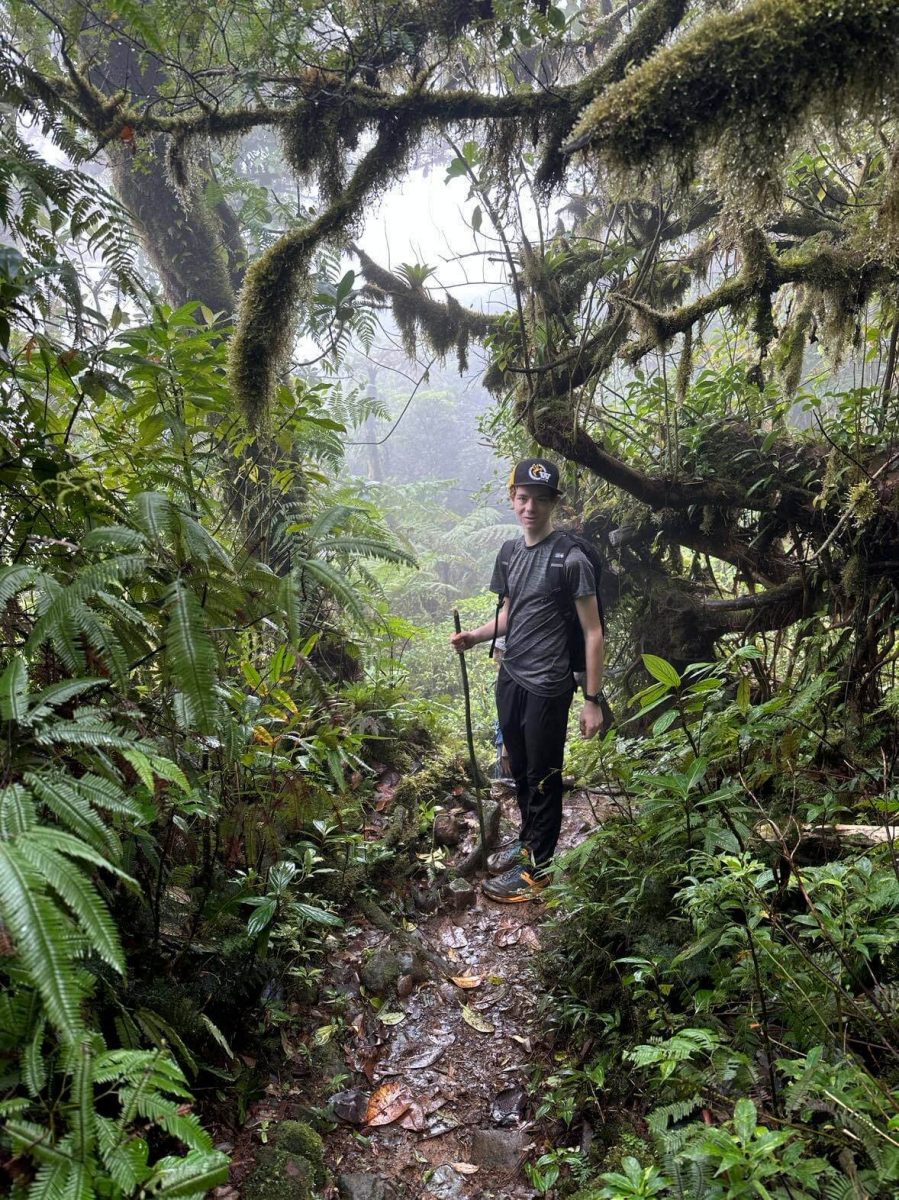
top-left (483, 888), bottom-right (544, 903)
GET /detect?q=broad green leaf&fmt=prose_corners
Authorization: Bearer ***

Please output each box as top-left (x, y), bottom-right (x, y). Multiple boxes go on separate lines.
top-left (642, 654), bottom-right (681, 689)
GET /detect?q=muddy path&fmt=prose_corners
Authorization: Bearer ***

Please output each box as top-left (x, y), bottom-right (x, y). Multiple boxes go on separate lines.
top-left (223, 783), bottom-right (613, 1200)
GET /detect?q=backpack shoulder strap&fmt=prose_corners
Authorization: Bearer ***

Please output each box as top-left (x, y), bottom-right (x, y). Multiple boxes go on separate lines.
top-left (546, 532), bottom-right (575, 606)
top-left (489, 539), bottom-right (517, 659)
top-left (497, 538), bottom-right (516, 598)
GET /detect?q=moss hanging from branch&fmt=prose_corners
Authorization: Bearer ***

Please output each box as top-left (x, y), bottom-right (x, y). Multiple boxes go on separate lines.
top-left (536, 0), bottom-right (687, 189)
top-left (355, 248), bottom-right (496, 370)
top-left (564, 0), bottom-right (899, 204)
top-left (229, 115), bottom-right (420, 426)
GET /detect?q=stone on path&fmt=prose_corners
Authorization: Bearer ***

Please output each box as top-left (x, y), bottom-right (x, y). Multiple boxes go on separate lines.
top-left (424, 1164), bottom-right (467, 1200)
top-left (337, 1172), bottom-right (394, 1200)
top-left (469, 1127), bottom-right (531, 1170)
top-left (445, 878), bottom-right (476, 911)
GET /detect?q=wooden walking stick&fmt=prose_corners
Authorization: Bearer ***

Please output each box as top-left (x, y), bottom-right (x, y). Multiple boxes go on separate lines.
top-left (453, 610), bottom-right (488, 870)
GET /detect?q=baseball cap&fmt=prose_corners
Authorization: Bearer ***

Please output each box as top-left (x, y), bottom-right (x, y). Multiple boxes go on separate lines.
top-left (508, 458), bottom-right (562, 494)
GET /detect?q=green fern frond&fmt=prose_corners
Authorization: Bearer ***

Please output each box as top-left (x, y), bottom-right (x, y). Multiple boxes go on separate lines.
top-left (0, 845), bottom-right (83, 1042)
top-left (323, 535), bottom-right (416, 565)
top-left (81, 526), bottom-right (146, 554)
top-left (647, 1094), bottom-right (703, 1137)
top-left (27, 555), bottom-right (144, 672)
top-left (27, 1160), bottom-right (71, 1200)
top-left (171, 510), bottom-right (234, 572)
top-left (25, 772), bottom-right (119, 859)
top-left (22, 1016), bottom-right (48, 1098)
top-left (95, 1117), bottom-right (146, 1193)
top-left (5, 1119), bottom-right (75, 1167)
top-left (28, 678), bottom-right (106, 720)
top-left (1, 783), bottom-right (36, 836)
top-left (72, 774), bottom-right (145, 821)
top-left (0, 653), bottom-right (28, 720)
top-left (297, 558), bottom-right (370, 626)
top-left (143, 1150), bottom-right (230, 1198)
top-left (163, 582), bottom-right (219, 734)
top-left (132, 492), bottom-right (176, 545)
top-left (15, 835), bottom-right (124, 972)
top-left (35, 716), bottom-right (145, 752)
top-left (0, 563), bottom-right (37, 609)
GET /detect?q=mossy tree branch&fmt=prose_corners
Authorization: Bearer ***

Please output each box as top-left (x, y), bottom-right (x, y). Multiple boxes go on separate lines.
top-left (564, 0), bottom-right (899, 173)
top-left (229, 114), bottom-right (421, 424)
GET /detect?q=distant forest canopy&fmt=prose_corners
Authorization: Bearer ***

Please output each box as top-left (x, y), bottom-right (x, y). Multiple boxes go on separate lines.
top-left (4, 0), bottom-right (899, 696)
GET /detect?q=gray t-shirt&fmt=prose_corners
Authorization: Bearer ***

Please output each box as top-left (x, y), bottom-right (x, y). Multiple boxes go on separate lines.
top-left (489, 531), bottom-right (596, 697)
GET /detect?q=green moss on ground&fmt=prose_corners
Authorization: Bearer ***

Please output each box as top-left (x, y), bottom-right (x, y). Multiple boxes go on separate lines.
top-left (242, 1121), bottom-right (327, 1200)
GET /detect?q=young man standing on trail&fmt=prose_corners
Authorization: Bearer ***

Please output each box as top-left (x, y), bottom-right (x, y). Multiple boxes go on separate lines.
top-left (451, 459), bottom-right (605, 903)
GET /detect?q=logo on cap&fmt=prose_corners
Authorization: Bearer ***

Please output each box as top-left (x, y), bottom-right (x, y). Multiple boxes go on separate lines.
top-left (528, 462), bottom-right (551, 483)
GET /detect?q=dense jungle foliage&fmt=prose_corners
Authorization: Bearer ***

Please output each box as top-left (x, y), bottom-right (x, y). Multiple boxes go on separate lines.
top-left (2, 0), bottom-right (899, 1198)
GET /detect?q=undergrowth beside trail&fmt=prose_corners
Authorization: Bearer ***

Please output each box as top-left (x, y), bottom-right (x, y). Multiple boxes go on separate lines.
top-left (533, 650), bottom-right (899, 1199)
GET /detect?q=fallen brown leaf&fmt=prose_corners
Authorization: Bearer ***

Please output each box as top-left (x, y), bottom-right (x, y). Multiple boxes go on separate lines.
top-left (398, 1101), bottom-right (426, 1131)
top-left (366, 1081), bottom-right (412, 1127)
top-left (451, 1163), bottom-right (480, 1175)
top-left (493, 923), bottom-right (522, 948)
top-left (450, 974), bottom-right (483, 989)
top-left (460, 1004), bottom-right (494, 1034)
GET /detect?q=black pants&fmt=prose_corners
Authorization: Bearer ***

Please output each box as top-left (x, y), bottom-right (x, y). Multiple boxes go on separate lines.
top-left (495, 670), bottom-right (574, 870)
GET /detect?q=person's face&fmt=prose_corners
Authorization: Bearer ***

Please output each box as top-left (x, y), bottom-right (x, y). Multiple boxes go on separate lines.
top-left (512, 485), bottom-right (557, 534)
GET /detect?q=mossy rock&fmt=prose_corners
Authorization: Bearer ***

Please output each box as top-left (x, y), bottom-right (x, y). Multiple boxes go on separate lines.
top-left (275, 1122), bottom-right (326, 1182)
top-left (242, 1121), bottom-right (328, 1200)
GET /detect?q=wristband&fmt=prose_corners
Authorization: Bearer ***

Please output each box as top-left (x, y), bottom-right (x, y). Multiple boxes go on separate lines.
top-left (583, 691), bottom-right (604, 704)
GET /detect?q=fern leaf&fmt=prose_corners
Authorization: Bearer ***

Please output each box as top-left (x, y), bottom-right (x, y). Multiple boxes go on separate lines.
top-left (36, 717), bottom-right (141, 752)
top-left (70, 1040), bottom-right (96, 1159)
top-left (22, 1016), bottom-right (47, 1097)
top-left (23, 827), bottom-right (134, 884)
top-left (25, 772), bottom-right (118, 859)
top-left (0, 846), bottom-right (83, 1041)
top-left (15, 835), bottom-right (124, 972)
top-left (27, 1161), bottom-right (71, 1200)
top-left (5, 1120), bottom-right (76, 1167)
top-left (96, 1118), bottom-right (147, 1193)
top-left (27, 556), bottom-right (145, 656)
top-left (81, 526), bottom-right (145, 553)
top-left (143, 1150), bottom-right (229, 1198)
top-left (163, 582), bottom-right (219, 734)
top-left (29, 678), bottom-right (105, 719)
top-left (0, 653), bottom-right (28, 720)
top-left (297, 558), bottom-right (370, 626)
top-left (132, 492), bottom-right (175, 544)
top-left (171, 509), bottom-right (234, 572)
top-left (72, 774), bottom-right (145, 821)
top-left (0, 563), bottom-right (36, 609)
top-left (1, 783), bottom-right (36, 836)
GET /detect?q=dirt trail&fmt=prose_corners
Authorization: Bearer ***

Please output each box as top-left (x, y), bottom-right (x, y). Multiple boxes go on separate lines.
top-left (223, 783), bottom-right (613, 1200)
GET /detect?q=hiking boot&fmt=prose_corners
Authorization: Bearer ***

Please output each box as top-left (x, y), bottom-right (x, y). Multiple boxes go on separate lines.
top-left (482, 863), bottom-right (548, 904)
top-left (486, 839), bottom-right (530, 876)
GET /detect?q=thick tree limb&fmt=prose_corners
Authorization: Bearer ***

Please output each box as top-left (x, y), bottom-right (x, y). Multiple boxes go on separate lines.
top-left (564, 0), bottom-right (899, 167)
